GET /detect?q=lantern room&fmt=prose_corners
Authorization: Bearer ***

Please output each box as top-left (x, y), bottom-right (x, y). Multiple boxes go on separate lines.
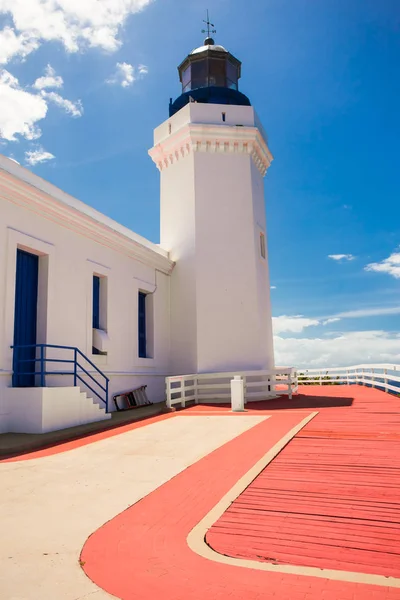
top-left (169, 37), bottom-right (251, 116)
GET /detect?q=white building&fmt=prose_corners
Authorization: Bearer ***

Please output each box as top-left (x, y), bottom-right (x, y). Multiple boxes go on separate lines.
top-left (0, 36), bottom-right (275, 434)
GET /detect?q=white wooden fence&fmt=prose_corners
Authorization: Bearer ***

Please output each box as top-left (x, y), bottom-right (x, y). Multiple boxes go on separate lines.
top-left (165, 367), bottom-right (298, 409)
top-left (298, 364), bottom-right (400, 394)
top-left (165, 363), bottom-right (400, 409)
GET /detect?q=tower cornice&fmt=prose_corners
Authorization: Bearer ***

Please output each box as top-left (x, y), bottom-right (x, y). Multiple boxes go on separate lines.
top-left (149, 123), bottom-right (273, 177)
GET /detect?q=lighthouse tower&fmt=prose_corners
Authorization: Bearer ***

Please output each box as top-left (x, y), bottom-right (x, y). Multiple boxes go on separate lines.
top-left (149, 32), bottom-right (275, 375)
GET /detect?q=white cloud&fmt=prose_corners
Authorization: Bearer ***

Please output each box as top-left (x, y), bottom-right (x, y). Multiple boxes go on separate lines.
top-left (138, 64), bottom-right (148, 75)
top-left (40, 91), bottom-right (83, 117)
top-left (272, 315), bottom-right (320, 334)
top-left (0, 69), bottom-right (47, 140)
top-left (106, 62), bottom-right (148, 87)
top-left (365, 252), bottom-right (400, 279)
top-left (273, 305), bottom-right (400, 337)
top-left (33, 64), bottom-right (63, 90)
top-left (322, 317), bottom-right (341, 325)
top-left (335, 306), bottom-right (400, 319)
top-left (274, 330), bottom-right (400, 368)
top-left (328, 254), bottom-right (355, 261)
top-left (25, 147), bottom-right (55, 165)
top-left (107, 62), bottom-right (134, 87)
top-left (270, 286), bottom-right (276, 290)
top-left (0, 70), bottom-right (83, 142)
top-left (0, 25), bottom-right (40, 64)
top-left (0, 0), bottom-right (153, 64)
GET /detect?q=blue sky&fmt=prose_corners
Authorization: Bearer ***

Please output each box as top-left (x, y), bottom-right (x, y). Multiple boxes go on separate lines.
top-left (1, 0), bottom-right (399, 366)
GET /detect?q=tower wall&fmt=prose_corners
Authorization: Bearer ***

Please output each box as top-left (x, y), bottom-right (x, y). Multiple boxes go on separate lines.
top-left (160, 153), bottom-right (198, 374)
top-left (150, 103), bottom-right (275, 375)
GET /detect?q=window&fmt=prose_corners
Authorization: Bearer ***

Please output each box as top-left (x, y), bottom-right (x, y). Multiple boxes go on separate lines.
top-left (92, 276), bottom-right (100, 330)
top-left (208, 57), bottom-right (226, 87)
top-left (226, 60), bottom-right (238, 90)
top-left (182, 65), bottom-right (191, 92)
top-left (222, 112), bottom-right (226, 122)
top-left (260, 233), bottom-right (266, 259)
top-left (191, 59), bottom-right (208, 90)
top-left (138, 292), bottom-right (147, 358)
top-left (92, 276), bottom-right (100, 354)
top-left (92, 275), bottom-right (108, 355)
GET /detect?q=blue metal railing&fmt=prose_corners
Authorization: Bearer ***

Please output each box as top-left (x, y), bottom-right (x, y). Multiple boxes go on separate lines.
top-left (10, 343), bottom-right (109, 412)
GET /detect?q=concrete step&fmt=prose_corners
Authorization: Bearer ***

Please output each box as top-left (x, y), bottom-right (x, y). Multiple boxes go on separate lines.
top-left (79, 392), bottom-right (111, 423)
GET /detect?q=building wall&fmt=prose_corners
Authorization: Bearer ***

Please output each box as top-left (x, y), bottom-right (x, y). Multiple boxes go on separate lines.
top-left (0, 190), bottom-right (171, 433)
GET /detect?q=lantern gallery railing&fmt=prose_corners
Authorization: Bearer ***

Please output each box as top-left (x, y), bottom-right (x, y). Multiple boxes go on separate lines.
top-left (297, 364), bottom-right (400, 395)
top-left (165, 368), bottom-right (297, 409)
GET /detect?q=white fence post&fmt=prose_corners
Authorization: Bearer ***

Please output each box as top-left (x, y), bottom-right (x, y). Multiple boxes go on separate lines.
top-left (166, 379), bottom-right (171, 409)
top-left (243, 375), bottom-right (247, 404)
top-left (384, 369), bottom-right (388, 393)
top-left (194, 376), bottom-right (199, 404)
top-left (293, 370), bottom-right (298, 394)
top-left (231, 376), bottom-right (245, 412)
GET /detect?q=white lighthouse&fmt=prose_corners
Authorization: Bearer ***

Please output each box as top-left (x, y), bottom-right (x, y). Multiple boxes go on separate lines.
top-left (149, 33), bottom-right (275, 376)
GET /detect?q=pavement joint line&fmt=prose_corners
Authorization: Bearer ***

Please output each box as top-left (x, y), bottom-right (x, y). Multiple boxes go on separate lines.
top-left (187, 410), bottom-right (400, 589)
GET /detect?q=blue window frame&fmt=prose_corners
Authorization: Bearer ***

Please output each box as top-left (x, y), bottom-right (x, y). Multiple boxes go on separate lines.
top-left (138, 292), bottom-right (147, 358)
top-left (92, 275), bottom-right (100, 354)
top-left (93, 276), bottom-right (100, 329)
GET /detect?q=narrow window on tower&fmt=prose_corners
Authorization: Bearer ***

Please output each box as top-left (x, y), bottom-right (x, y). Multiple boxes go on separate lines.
top-left (92, 275), bottom-right (108, 355)
top-left (138, 291), bottom-right (147, 358)
top-left (222, 112), bottom-right (226, 122)
top-left (260, 233), bottom-right (266, 259)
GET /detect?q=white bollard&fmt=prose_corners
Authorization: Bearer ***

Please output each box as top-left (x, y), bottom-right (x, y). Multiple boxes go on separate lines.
top-left (231, 375), bottom-right (245, 412)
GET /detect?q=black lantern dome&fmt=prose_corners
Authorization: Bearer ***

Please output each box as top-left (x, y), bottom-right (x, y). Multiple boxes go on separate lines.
top-left (169, 37), bottom-right (251, 117)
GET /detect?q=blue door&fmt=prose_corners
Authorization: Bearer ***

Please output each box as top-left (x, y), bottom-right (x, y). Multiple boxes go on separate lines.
top-left (13, 249), bottom-right (39, 387)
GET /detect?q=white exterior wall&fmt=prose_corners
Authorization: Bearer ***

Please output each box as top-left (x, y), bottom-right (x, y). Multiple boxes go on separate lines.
top-left (5, 387), bottom-right (110, 433)
top-left (150, 102), bottom-right (275, 375)
top-left (0, 157), bottom-right (173, 433)
top-left (160, 154), bottom-right (198, 374)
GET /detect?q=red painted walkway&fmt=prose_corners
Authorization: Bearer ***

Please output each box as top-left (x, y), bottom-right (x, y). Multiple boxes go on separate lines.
top-left (207, 387), bottom-right (400, 577)
top-left (81, 386), bottom-right (400, 600)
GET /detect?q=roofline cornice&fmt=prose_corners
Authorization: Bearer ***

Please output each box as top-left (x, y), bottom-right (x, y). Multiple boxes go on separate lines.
top-left (0, 169), bottom-right (175, 275)
top-left (149, 123), bottom-right (273, 176)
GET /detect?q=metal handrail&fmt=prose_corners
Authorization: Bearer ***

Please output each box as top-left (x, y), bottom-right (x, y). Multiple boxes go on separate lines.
top-left (10, 343), bottom-right (109, 412)
top-left (76, 361), bottom-right (107, 393)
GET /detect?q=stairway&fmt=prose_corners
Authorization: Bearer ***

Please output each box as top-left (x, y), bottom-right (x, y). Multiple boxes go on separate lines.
top-left (77, 390), bottom-right (111, 427)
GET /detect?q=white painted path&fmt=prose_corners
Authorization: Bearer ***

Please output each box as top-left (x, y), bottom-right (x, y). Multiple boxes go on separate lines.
top-left (0, 415), bottom-right (266, 600)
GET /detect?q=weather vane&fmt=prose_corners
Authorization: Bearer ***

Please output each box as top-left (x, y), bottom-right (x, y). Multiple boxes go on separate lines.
top-left (201, 9), bottom-right (216, 39)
